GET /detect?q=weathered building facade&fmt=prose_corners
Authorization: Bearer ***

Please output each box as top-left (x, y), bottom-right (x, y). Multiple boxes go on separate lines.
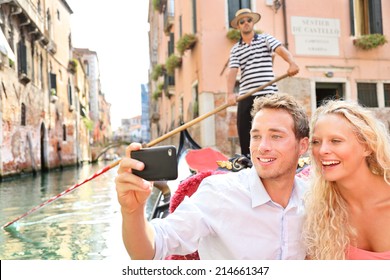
top-left (73, 48), bottom-right (112, 161)
top-left (148, 0), bottom-right (390, 156)
top-left (71, 50), bottom-right (91, 163)
top-left (0, 0), bottom-right (111, 178)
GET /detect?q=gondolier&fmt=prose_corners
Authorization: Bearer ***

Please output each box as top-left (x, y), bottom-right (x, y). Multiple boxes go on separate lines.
top-left (226, 8), bottom-right (299, 158)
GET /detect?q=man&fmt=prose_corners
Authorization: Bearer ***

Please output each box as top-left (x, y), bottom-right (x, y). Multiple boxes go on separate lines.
top-left (227, 8), bottom-right (300, 158)
top-left (115, 93), bottom-right (309, 260)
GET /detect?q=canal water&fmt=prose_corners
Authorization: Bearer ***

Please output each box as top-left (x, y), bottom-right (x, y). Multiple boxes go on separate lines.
top-left (0, 161), bottom-right (159, 260)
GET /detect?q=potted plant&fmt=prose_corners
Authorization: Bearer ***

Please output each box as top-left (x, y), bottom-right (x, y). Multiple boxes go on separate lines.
top-left (152, 82), bottom-right (164, 100)
top-left (152, 0), bottom-right (165, 13)
top-left (68, 59), bottom-right (78, 74)
top-left (50, 88), bottom-right (58, 103)
top-left (165, 54), bottom-right (182, 76)
top-left (176, 34), bottom-right (197, 55)
top-left (8, 58), bottom-right (14, 68)
top-left (353, 34), bottom-right (388, 50)
top-left (151, 64), bottom-right (165, 81)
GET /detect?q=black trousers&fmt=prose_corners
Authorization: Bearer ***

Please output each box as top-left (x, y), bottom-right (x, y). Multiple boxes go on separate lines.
top-left (237, 95), bottom-right (257, 158)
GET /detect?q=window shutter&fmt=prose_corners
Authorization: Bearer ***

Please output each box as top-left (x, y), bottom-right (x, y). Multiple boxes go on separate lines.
top-left (228, 0), bottom-right (252, 28)
top-left (17, 41), bottom-right (28, 74)
top-left (349, 0), bottom-right (355, 35)
top-left (228, 0), bottom-right (240, 26)
top-left (68, 80), bottom-right (73, 106)
top-left (241, 0), bottom-right (251, 9)
top-left (369, 0), bottom-right (383, 34)
top-left (192, 0), bottom-right (197, 34)
top-left (168, 33), bottom-right (174, 56)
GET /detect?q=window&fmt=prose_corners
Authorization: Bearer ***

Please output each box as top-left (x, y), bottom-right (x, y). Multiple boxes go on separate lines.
top-left (166, 33), bottom-right (175, 86)
top-left (179, 15), bottom-right (182, 37)
top-left (228, 0), bottom-right (251, 27)
top-left (21, 103), bottom-right (26, 126)
top-left (192, 0), bottom-right (197, 34)
top-left (168, 33), bottom-right (175, 56)
top-left (47, 9), bottom-right (53, 38)
top-left (357, 83), bottom-right (378, 107)
top-left (62, 124), bottom-right (67, 141)
top-left (164, 0), bottom-right (174, 33)
top-left (350, 0), bottom-right (383, 36)
top-left (46, 9), bottom-right (51, 28)
top-left (57, 9), bottom-right (60, 21)
top-left (17, 40), bottom-right (28, 75)
top-left (39, 54), bottom-right (43, 87)
top-left (49, 72), bottom-right (57, 94)
top-left (67, 79), bottom-right (73, 106)
top-left (84, 60), bottom-right (89, 76)
top-left (31, 45), bottom-right (35, 83)
top-left (384, 83), bottom-right (390, 107)
top-left (192, 83), bottom-right (199, 119)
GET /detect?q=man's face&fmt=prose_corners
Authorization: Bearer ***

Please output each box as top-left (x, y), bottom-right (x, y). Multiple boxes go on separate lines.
top-left (250, 108), bottom-right (308, 182)
top-left (238, 16), bottom-right (254, 34)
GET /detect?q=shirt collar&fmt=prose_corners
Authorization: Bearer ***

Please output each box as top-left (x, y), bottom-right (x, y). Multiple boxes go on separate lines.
top-left (248, 167), bottom-right (271, 207)
top-left (248, 166), bottom-right (308, 209)
top-left (239, 32), bottom-right (259, 45)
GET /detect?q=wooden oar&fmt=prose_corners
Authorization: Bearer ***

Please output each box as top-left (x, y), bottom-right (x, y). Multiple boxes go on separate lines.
top-left (2, 73), bottom-right (289, 229)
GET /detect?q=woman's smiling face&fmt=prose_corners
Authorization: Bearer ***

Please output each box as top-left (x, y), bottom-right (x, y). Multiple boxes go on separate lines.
top-left (311, 113), bottom-right (371, 183)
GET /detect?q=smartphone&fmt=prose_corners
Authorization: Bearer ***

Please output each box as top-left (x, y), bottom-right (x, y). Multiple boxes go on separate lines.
top-left (131, 145), bottom-right (178, 181)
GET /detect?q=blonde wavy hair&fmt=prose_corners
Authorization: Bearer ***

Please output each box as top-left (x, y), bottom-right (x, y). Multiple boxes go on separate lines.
top-left (303, 99), bottom-right (390, 259)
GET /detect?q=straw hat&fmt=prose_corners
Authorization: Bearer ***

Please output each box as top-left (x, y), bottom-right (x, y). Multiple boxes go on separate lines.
top-left (230, 8), bottom-right (261, 29)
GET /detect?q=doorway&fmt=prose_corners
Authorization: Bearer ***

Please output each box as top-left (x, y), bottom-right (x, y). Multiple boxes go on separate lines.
top-left (315, 83), bottom-right (344, 107)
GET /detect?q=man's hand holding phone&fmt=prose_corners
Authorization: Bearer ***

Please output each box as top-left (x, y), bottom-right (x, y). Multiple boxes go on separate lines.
top-left (115, 143), bottom-right (178, 215)
top-left (115, 143), bottom-right (153, 215)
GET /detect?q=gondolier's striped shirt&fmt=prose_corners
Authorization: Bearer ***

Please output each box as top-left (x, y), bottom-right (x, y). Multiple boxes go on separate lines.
top-left (229, 33), bottom-right (282, 96)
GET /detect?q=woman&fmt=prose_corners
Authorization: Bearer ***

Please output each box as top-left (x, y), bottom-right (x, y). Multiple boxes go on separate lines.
top-left (303, 99), bottom-right (390, 259)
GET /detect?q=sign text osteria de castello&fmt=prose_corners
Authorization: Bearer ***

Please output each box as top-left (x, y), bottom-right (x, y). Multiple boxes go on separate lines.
top-left (291, 16), bottom-right (341, 56)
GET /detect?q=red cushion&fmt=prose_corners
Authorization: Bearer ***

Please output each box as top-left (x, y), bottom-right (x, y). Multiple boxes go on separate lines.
top-left (185, 148), bottom-right (228, 173)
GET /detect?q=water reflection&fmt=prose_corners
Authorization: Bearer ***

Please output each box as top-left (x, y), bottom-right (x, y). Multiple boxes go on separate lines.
top-left (0, 162), bottom-right (158, 260)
